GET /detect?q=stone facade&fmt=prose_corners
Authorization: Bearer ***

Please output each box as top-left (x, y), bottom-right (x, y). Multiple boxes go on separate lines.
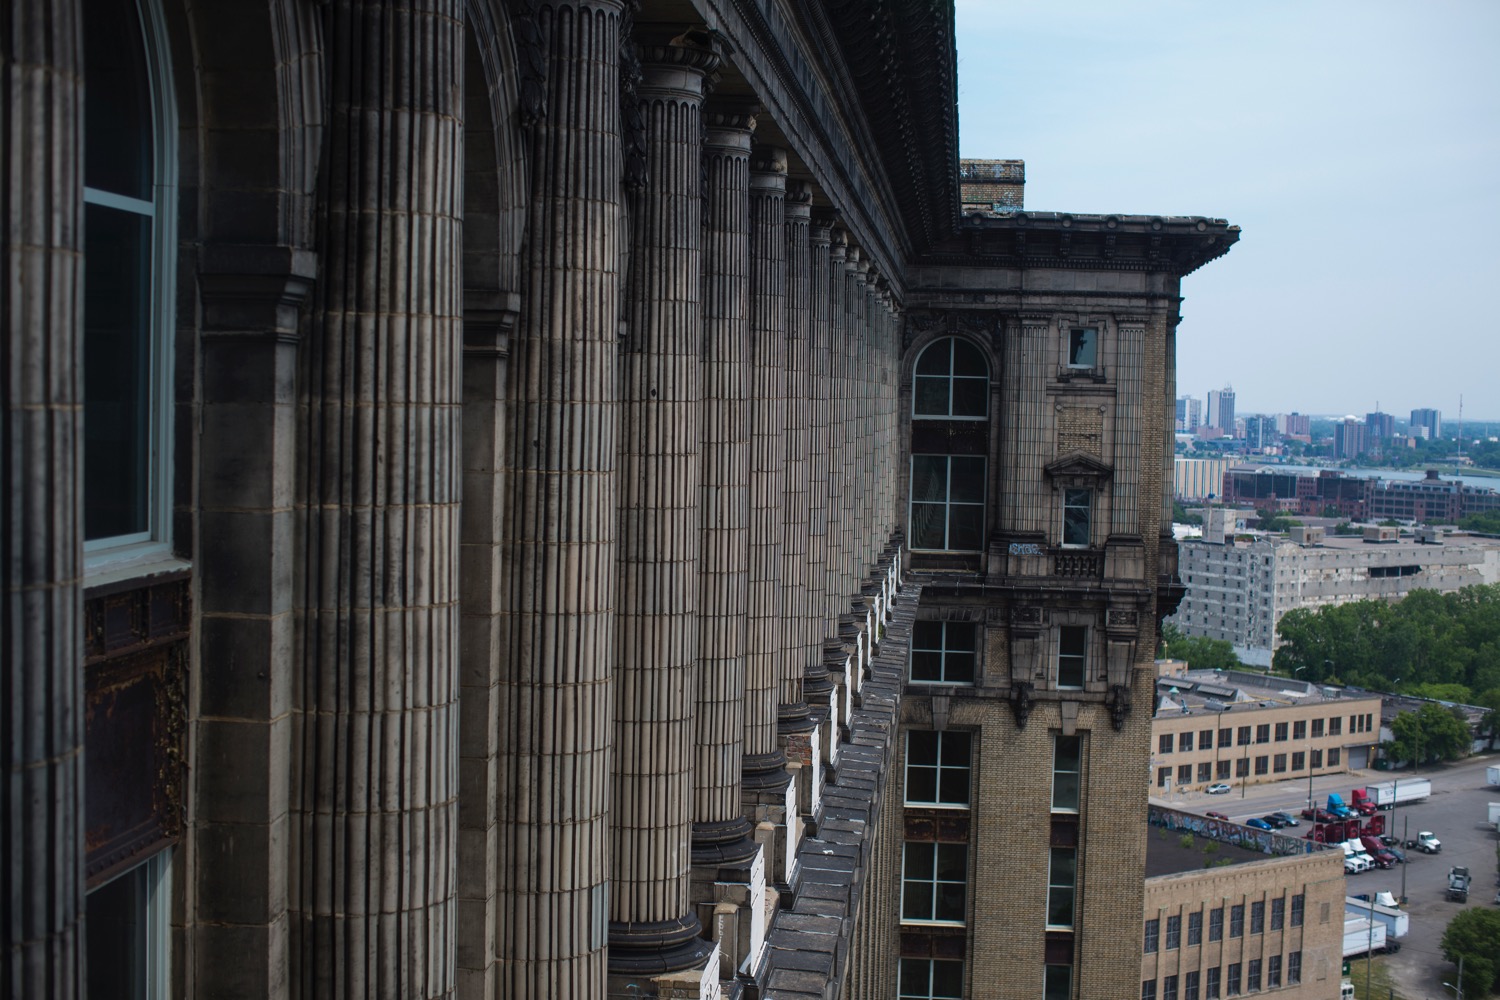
top-left (2, 2), bottom-right (1237, 999)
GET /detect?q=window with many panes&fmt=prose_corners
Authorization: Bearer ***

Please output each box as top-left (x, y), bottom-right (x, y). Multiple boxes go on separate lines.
top-left (1052, 735), bottom-right (1082, 812)
top-left (1197, 762), bottom-right (1211, 783)
top-left (1290, 894), bottom-right (1304, 926)
top-left (83, 0), bottom-right (177, 561)
top-left (1312, 718), bottom-right (1324, 738)
top-left (1250, 901), bottom-right (1264, 934)
top-left (1292, 751), bottom-right (1305, 771)
top-left (1142, 981), bottom-right (1156, 1000)
top-left (1288, 950), bottom-right (1301, 984)
top-left (1235, 758), bottom-right (1249, 778)
top-left (1274, 722), bottom-right (1288, 742)
top-left (1293, 720), bottom-right (1306, 740)
top-left (1200, 729), bottom-right (1213, 749)
top-left (1209, 906), bottom-right (1223, 941)
top-left (1157, 767), bottom-right (1170, 788)
top-left (1254, 756), bottom-right (1268, 776)
top-left (1206, 966), bottom-right (1220, 1000)
top-left (1310, 748), bottom-right (1323, 768)
top-left (1246, 959), bottom-right (1261, 991)
top-left (1218, 727), bottom-right (1232, 748)
top-left (910, 621), bottom-right (976, 684)
top-left (1062, 488), bottom-right (1092, 547)
top-left (1255, 724), bottom-right (1270, 744)
top-left (1273, 754), bottom-right (1286, 773)
top-left (1267, 955), bottom-right (1281, 988)
top-left (1165, 914), bottom-right (1181, 950)
top-left (901, 842), bottom-right (967, 924)
top-left (1057, 626), bottom-right (1087, 689)
top-left (1160, 734), bottom-right (1173, 754)
top-left (1184, 971), bottom-right (1199, 1000)
top-left (1271, 897), bottom-right (1284, 930)
top-left (1177, 764), bottom-right (1192, 786)
top-left (909, 455), bottom-right (985, 551)
top-left (1188, 910), bottom-right (1202, 946)
top-left (1329, 717), bottom-right (1342, 736)
top-left (1047, 848), bottom-right (1077, 928)
top-left (905, 731), bottom-right (971, 807)
top-left (1178, 732), bottom-right (1193, 752)
top-left (1229, 904), bottom-right (1244, 937)
top-left (913, 338), bottom-right (988, 419)
top-left (1226, 963), bottom-right (1241, 996)
top-left (1216, 760), bottom-right (1231, 780)
top-left (898, 958), bottom-right (964, 1000)
top-left (1328, 748), bottom-right (1341, 766)
top-left (1237, 726), bottom-right (1251, 746)
top-left (1144, 918), bottom-right (1159, 953)
top-left (1162, 975), bottom-right (1178, 1000)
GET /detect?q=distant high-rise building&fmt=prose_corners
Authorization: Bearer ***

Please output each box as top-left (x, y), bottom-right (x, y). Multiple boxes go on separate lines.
top-left (1176, 396), bottom-right (1202, 432)
top-left (1245, 415), bottom-right (1277, 450)
top-left (1279, 412), bottom-right (1311, 438)
top-left (1411, 407), bottom-right (1442, 439)
top-left (1334, 418), bottom-right (1365, 460)
top-left (1366, 411), bottom-right (1395, 442)
top-left (1207, 386), bottom-right (1236, 433)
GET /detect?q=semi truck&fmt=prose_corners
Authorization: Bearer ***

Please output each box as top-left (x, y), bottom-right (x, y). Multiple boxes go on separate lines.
top-left (1344, 896), bottom-right (1408, 939)
top-left (1350, 779), bottom-right (1432, 812)
top-left (1448, 866), bottom-right (1471, 902)
top-left (1343, 917), bottom-right (1392, 958)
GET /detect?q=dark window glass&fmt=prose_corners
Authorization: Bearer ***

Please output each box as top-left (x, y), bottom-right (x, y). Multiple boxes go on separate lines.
top-left (1047, 848), bottom-right (1076, 928)
top-left (1197, 762), bottom-right (1212, 783)
top-left (1312, 719), bottom-right (1324, 738)
top-left (905, 731), bottom-right (972, 806)
top-left (1219, 727), bottom-right (1232, 748)
top-left (1062, 488), bottom-right (1092, 547)
top-left (1237, 726), bottom-right (1251, 746)
top-left (1165, 914), bottom-right (1181, 950)
top-left (898, 958), bottom-right (964, 1000)
top-left (1177, 764), bottom-right (1191, 785)
top-left (913, 338), bottom-right (988, 419)
top-left (1250, 901), bottom-right (1264, 935)
top-left (1229, 904), bottom-right (1244, 938)
top-left (1267, 955), bottom-right (1281, 989)
top-left (1157, 767), bottom-right (1170, 788)
top-left (1143, 981), bottom-right (1157, 1000)
top-left (1187, 910), bottom-right (1202, 945)
top-left (910, 621), bottom-right (976, 685)
top-left (1291, 894), bottom-right (1304, 927)
top-left (1058, 626), bottom-right (1087, 688)
top-left (1235, 758), bottom-right (1249, 778)
top-left (909, 455), bottom-right (985, 551)
top-left (1044, 965), bottom-right (1072, 1000)
top-left (1163, 975), bottom-right (1178, 1000)
top-left (901, 842), bottom-right (967, 924)
top-left (1184, 971), bottom-right (1199, 1000)
top-left (1206, 966), bottom-right (1221, 999)
top-left (1271, 897), bottom-right (1285, 931)
top-left (1275, 722), bottom-right (1288, 742)
top-left (1179, 732), bottom-right (1194, 752)
top-left (1226, 963), bottom-right (1241, 996)
top-left (84, 0), bottom-right (153, 199)
top-left (1216, 760), bottom-right (1231, 780)
top-left (1067, 327), bottom-right (1098, 368)
top-left (1293, 720), bottom-right (1307, 740)
top-left (1246, 960), bottom-right (1261, 992)
top-left (1144, 918), bottom-right (1159, 953)
top-left (1288, 951), bottom-right (1301, 984)
top-left (1052, 735), bottom-right (1082, 811)
top-left (1160, 734), bottom-right (1173, 754)
top-left (86, 859), bottom-right (153, 999)
top-left (1208, 906), bottom-right (1223, 942)
top-left (1273, 754), bottom-right (1287, 773)
top-left (1254, 756), bottom-right (1268, 775)
top-left (1255, 724), bottom-right (1270, 744)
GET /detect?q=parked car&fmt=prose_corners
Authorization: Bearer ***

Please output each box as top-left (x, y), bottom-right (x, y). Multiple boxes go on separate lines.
top-left (1301, 808), bottom-right (1339, 823)
top-left (1206, 783), bottom-right (1232, 795)
top-left (1206, 811), bottom-right (1229, 821)
top-left (1246, 817), bottom-right (1273, 831)
top-left (1269, 811), bottom-right (1300, 827)
top-left (1261, 814), bottom-right (1291, 829)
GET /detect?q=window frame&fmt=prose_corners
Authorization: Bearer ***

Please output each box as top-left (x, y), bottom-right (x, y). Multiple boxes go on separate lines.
top-left (1164, 914), bottom-right (1181, 950)
top-left (1066, 326), bottom-right (1099, 370)
top-left (912, 337), bottom-right (989, 421)
top-left (1144, 918), bottom-right (1159, 953)
top-left (1187, 910), bottom-right (1202, 946)
top-left (1056, 625), bottom-right (1087, 690)
top-left (1046, 846), bottom-right (1077, 930)
top-left (908, 453), bottom-right (986, 552)
top-left (1051, 734), bottom-right (1082, 813)
top-left (82, 0), bottom-right (179, 572)
top-left (904, 730), bottom-right (973, 808)
top-left (909, 620), bottom-right (978, 686)
top-left (900, 841), bottom-right (968, 926)
top-left (1250, 900), bottom-right (1265, 935)
top-left (85, 849), bottom-right (172, 1000)
top-left (898, 957), bottom-right (965, 1000)
top-left (1288, 950), bottom-right (1302, 985)
top-left (1208, 906), bottom-right (1223, 941)
top-left (1061, 487), bottom-right (1093, 548)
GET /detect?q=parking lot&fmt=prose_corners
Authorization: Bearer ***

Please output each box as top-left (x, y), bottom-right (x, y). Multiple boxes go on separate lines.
top-left (1156, 754), bottom-right (1499, 999)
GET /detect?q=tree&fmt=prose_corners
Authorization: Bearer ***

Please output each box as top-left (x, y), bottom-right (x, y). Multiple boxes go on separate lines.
top-left (1383, 703), bottom-right (1471, 767)
top-left (1160, 625), bottom-right (1240, 672)
top-left (1172, 500), bottom-right (1202, 526)
top-left (1441, 908), bottom-right (1500, 997)
top-left (1476, 688), bottom-right (1500, 751)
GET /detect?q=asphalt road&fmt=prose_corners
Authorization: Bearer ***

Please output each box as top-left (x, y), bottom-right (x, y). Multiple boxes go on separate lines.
top-left (1153, 754), bottom-right (1500, 1000)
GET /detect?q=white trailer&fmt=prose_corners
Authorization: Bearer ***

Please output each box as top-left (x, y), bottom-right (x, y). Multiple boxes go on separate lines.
top-left (1345, 898), bottom-right (1409, 939)
top-left (1365, 779), bottom-right (1432, 808)
top-left (1487, 765), bottom-right (1499, 787)
top-left (1488, 802), bottom-right (1500, 831)
top-left (1343, 917), bottom-right (1389, 958)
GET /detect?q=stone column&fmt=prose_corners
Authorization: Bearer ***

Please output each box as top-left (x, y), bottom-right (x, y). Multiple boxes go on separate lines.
top-left (778, 183), bottom-right (814, 734)
top-left (742, 146), bottom-right (791, 794)
top-left (839, 249), bottom-right (864, 605)
top-left (823, 232), bottom-right (850, 637)
top-left (1112, 318), bottom-right (1144, 538)
top-left (803, 217), bottom-right (835, 705)
top-left (1004, 316), bottom-right (1052, 538)
top-left (494, 2), bottom-right (623, 995)
top-left (2, 6), bottom-right (85, 995)
top-left (293, 3), bottom-right (463, 998)
top-left (693, 108), bottom-right (757, 864)
top-left (607, 39), bottom-right (718, 977)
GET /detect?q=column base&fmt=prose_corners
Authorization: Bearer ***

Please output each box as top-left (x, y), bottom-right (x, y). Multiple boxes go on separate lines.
top-left (606, 914), bottom-right (715, 976)
top-left (691, 817), bottom-right (760, 867)
top-left (776, 699), bottom-right (817, 734)
top-left (741, 750), bottom-right (791, 792)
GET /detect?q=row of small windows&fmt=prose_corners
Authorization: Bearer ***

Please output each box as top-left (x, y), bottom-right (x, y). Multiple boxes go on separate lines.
top-left (1142, 951), bottom-right (1301, 999)
top-left (1157, 749), bottom-right (1341, 787)
top-left (910, 621), bottom-right (1091, 690)
top-left (1145, 896), bottom-right (1303, 953)
top-left (1156, 714), bottom-right (1367, 754)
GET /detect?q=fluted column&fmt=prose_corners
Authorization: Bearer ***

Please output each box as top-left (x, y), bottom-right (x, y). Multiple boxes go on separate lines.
top-left (777, 183), bottom-right (814, 733)
top-left (693, 108), bottom-right (757, 859)
top-left (823, 232), bottom-right (850, 637)
top-left (1004, 316), bottom-right (1052, 536)
top-left (839, 249), bottom-right (864, 604)
top-left (494, 2), bottom-right (623, 994)
top-left (608, 40), bottom-right (718, 975)
top-left (742, 147), bottom-right (790, 791)
top-left (1113, 318), bottom-right (1145, 536)
top-left (2, 7), bottom-right (85, 996)
top-left (803, 217), bottom-right (835, 701)
top-left (293, 3), bottom-right (463, 998)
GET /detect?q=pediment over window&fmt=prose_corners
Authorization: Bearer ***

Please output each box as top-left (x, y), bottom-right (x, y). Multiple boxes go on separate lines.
top-left (1043, 451), bottom-right (1113, 488)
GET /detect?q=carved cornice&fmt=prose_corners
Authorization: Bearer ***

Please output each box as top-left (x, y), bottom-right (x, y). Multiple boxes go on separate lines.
top-left (922, 214), bottom-right (1241, 277)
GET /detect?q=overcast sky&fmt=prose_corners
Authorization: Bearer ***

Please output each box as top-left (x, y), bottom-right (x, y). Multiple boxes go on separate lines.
top-left (954, 0), bottom-right (1500, 420)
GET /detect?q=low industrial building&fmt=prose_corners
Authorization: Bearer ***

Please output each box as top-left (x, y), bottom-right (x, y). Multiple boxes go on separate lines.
top-left (1142, 811), bottom-right (1347, 1000)
top-left (1151, 669), bottom-right (1384, 794)
top-left (1169, 528), bottom-right (1500, 664)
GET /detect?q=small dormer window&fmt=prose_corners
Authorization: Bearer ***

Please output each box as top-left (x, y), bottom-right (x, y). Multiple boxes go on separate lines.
top-left (1067, 327), bottom-right (1098, 369)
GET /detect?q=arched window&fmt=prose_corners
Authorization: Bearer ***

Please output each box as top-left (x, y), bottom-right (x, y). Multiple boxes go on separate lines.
top-left (913, 337), bottom-right (987, 419)
top-left (83, 0), bottom-right (177, 560)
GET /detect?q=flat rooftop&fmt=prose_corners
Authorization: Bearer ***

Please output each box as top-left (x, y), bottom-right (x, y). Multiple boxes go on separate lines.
top-left (1154, 668), bottom-right (1375, 716)
top-left (1145, 827), bottom-right (1276, 877)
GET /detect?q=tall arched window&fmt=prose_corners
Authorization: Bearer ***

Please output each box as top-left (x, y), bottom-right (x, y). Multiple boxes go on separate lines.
top-left (913, 337), bottom-right (987, 419)
top-left (83, 0), bottom-right (177, 560)
top-left (909, 336), bottom-right (990, 552)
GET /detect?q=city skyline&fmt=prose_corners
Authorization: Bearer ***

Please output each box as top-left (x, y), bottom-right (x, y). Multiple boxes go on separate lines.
top-left (954, 0), bottom-right (1500, 416)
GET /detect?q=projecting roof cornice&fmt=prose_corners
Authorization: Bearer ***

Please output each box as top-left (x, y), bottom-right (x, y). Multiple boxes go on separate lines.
top-left (920, 212), bottom-right (1241, 276)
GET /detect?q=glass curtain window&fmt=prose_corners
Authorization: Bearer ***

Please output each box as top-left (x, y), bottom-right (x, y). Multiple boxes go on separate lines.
top-left (901, 842), bottom-right (967, 924)
top-left (1057, 626), bottom-right (1086, 689)
top-left (1046, 847), bottom-right (1076, 928)
top-left (909, 455), bottom-right (985, 550)
top-left (1062, 489), bottom-right (1091, 547)
top-left (905, 731), bottom-right (972, 806)
top-left (898, 959), bottom-right (964, 1000)
top-left (910, 621), bottom-right (976, 684)
top-left (913, 338), bottom-right (988, 418)
top-left (1051, 735), bottom-right (1081, 812)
